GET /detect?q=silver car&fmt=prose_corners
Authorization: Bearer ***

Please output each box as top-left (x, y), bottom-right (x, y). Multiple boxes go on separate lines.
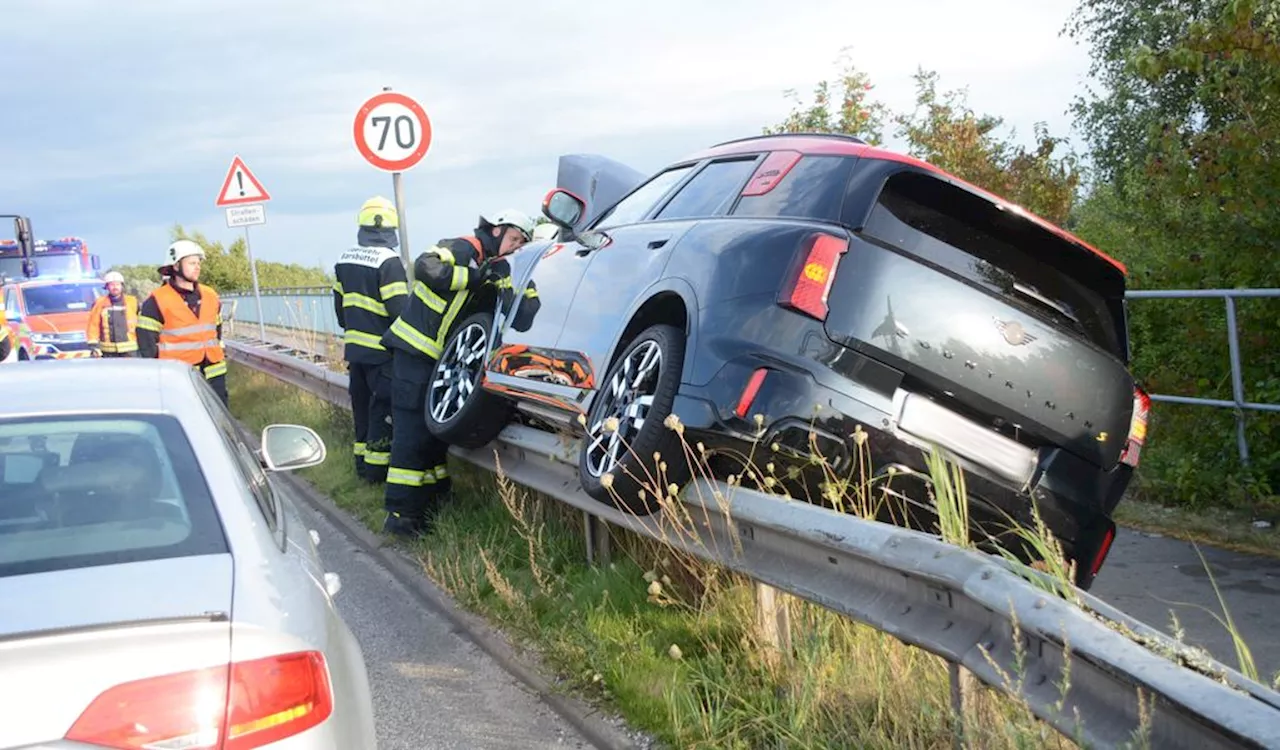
top-left (0, 358), bottom-right (377, 749)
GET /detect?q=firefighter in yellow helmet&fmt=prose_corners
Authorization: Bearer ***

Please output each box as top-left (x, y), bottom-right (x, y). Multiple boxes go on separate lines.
top-left (333, 196), bottom-right (409, 484)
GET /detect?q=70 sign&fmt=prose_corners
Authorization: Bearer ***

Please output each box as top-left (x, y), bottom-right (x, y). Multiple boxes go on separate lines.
top-left (352, 90), bottom-right (433, 172)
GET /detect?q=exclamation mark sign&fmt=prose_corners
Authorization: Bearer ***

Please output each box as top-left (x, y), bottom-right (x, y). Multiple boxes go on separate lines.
top-left (236, 171), bottom-right (245, 196)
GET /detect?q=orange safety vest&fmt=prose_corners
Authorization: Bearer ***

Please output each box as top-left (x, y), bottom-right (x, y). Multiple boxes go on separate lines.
top-left (152, 283), bottom-right (224, 366)
top-left (86, 294), bottom-right (140, 353)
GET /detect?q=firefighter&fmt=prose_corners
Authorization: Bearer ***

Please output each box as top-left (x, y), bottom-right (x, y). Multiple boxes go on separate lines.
top-left (333, 196), bottom-right (409, 484)
top-left (379, 208), bottom-right (536, 537)
top-left (86, 271), bottom-right (140, 357)
top-left (137, 239), bottom-right (229, 405)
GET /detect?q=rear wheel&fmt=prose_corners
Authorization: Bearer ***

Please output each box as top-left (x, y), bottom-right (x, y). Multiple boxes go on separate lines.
top-left (578, 324), bottom-right (690, 515)
top-left (424, 310), bottom-right (513, 449)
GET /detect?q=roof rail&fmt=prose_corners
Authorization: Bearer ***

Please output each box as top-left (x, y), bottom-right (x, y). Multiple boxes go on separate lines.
top-left (710, 131), bottom-right (869, 148)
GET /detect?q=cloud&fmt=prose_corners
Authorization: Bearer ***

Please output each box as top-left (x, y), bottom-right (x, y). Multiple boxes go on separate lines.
top-left (1, 0), bottom-right (1094, 269)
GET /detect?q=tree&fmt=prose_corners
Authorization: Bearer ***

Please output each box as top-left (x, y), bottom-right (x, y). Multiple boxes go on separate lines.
top-left (764, 50), bottom-right (889, 144)
top-left (1066, 0), bottom-right (1279, 506)
top-left (892, 70), bottom-right (1083, 226)
top-left (766, 57), bottom-right (1083, 225)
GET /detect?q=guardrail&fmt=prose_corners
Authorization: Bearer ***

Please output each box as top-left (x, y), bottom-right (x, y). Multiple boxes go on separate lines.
top-left (1124, 288), bottom-right (1279, 468)
top-left (226, 337), bottom-right (1280, 750)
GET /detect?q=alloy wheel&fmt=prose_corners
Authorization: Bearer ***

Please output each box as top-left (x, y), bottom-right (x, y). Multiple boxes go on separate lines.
top-left (429, 323), bottom-right (488, 424)
top-left (584, 339), bottom-right (663, 478)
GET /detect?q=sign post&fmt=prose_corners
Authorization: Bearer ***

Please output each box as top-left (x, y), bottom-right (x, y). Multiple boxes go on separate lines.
top-left (215, 155), bottom-right (272, 342)
top-left (352, 87), bottom-right (433, 282)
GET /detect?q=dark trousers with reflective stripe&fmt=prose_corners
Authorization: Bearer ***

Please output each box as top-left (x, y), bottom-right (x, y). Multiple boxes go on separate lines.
top-left (383, 350), bottom-right (452, 519)
top-left (349, 359), bottom-right (392, 482)
top-left (199, 358), bottom-right (228, 405)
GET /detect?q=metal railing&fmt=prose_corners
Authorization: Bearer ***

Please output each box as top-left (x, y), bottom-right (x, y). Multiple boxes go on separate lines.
top-left (224, 338), bottom-right (1280, 749)
top-left (1124, 288), bottom-right (1279, 467)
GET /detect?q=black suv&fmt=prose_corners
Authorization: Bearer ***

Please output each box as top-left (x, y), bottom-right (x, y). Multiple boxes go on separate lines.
top-left (422, 134), bottom-right (1150, 590)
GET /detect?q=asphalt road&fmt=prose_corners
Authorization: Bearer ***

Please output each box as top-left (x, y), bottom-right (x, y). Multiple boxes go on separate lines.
top-left (1092, 528), bottom-right (1280, 682)
top-left (282, 480), bottom-right (597, 750)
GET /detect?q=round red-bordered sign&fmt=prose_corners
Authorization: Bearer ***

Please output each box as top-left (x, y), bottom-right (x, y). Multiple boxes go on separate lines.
top-left (352, 91), bottom-right (433, 172)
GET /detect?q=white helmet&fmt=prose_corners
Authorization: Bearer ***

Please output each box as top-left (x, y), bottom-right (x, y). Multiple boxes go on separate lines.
top-left (166, 239), bottom-right (206, 266)
top-left (102, 271), bottom-right (125, 285)
top-left (482, 209), bottom-right (536, 240)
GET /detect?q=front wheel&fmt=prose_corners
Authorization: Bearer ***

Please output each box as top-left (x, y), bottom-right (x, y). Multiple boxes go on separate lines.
top-left (424, 310), bottom-right (513, 449)
top-left (578, 323), bottom-right (690, 515)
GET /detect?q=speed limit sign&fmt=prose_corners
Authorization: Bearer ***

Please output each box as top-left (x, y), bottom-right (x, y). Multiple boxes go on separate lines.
top-left (352, 90), bottom-right (433, 172)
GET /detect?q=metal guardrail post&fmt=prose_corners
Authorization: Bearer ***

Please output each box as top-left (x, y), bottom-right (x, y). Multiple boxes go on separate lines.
top-left (1224, 296), bottom-right (1250, 466)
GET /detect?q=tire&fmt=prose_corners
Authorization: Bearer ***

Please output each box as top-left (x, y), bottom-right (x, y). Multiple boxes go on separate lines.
top-left (578, 323), bottom-right (690, 515)
top-left (424, 310), bottom-right (513, 449)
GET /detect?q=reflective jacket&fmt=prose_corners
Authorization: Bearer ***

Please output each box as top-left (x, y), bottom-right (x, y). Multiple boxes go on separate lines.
top-left (86, 293), bottom-right (140, 354)
top-left (332, 244), bottom-right (408, 365)
top-left (137, 281), bottom-right (226, 379)
top-left (382, 236), bottom-right (488, 363)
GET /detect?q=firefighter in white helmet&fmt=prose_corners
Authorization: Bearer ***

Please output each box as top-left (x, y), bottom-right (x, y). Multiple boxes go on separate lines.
top-left (378, 208), bottom-right (537, 537)
top-left (137, 239), bottom-right (229, 404)
top-left (85, 270), bottom-right (140, 357)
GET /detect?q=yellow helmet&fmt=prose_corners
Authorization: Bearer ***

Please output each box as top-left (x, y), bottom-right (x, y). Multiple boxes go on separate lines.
top-left (358, 196), bottom-right (399, 229)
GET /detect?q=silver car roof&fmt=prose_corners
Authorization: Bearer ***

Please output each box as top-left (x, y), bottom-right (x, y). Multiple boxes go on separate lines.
top-left (0, 359), bottom-right (200, 418)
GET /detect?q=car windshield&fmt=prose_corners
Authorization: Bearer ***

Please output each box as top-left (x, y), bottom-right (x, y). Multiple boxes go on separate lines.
top-left (0, 414), bottom-right (228, 577)
top-left (0, 255), bottom-right (86, 283)
top-left (22, 283), bottom-right (102, 315)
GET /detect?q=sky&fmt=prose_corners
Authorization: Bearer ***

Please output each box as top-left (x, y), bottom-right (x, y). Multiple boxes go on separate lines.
top-left (1, 0), bottom-right (1097, 274)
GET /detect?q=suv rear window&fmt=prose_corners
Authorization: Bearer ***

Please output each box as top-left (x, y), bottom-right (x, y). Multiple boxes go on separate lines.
top-left (0, 414), bottom-right (227, 577)
top-left (732, 154), bottom-right (856, 222)
top-left (860, 170), bottom-right (1128, 359)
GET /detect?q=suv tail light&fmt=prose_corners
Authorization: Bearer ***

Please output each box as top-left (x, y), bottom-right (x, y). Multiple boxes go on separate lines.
top-left (1118, 387), bottom-right (1151, 468)
top-left (779, 232), bottom-right (849, 321)
top-left (65, 650), bottom-right (333, 750)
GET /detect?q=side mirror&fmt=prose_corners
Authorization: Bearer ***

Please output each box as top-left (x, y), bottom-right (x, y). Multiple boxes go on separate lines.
top-left (259, 424), bottom-right (327, 472)
top-left (22, 259), bottom-right (36, 278)
top-left (542, 188), bottom-right (586, 230)
top-left (91, 255), bottom-right (101, 270)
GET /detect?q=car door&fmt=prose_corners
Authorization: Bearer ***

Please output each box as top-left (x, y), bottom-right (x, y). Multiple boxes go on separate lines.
top-left (484, 162), bottom-right (700, 411)
top-left (550, 156), bottom-right (764, 411)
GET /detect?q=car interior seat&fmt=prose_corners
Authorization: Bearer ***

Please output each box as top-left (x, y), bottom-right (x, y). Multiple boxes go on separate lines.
top-left (45, 433), bottom-right (175, 527)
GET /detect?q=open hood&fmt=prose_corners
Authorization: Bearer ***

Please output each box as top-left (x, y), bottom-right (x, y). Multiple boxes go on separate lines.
top-left (555, 154), bottom-right (647, 231)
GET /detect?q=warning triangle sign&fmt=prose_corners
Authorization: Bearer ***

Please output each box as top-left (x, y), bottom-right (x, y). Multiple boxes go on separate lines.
top-left (216, 155), bottom-right (271, 207)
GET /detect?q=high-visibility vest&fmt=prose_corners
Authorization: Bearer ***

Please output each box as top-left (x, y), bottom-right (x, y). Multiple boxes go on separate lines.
top-left (151, 283), bottom-right (224, 366)
top-left (86, 294), bottom-right (140, 353)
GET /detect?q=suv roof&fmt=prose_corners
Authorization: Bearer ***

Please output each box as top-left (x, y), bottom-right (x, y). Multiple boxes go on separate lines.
top-left (681, 133), bottom-right (1126, 275)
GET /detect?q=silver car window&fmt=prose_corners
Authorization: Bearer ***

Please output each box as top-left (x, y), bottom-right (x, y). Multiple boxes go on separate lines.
top-left (0, 414), bottom-right (228, 578)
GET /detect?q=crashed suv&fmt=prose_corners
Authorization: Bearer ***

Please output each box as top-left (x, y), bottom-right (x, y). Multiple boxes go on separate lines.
top-left (424, 133), bottom-right (1149, 590)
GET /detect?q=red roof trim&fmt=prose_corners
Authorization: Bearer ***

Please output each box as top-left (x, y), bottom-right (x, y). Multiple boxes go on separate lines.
top-left (683, 136), bottom-right (1127, 275)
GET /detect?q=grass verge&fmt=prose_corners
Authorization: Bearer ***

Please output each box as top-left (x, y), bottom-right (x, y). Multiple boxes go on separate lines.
top-left (1113, 499), bottom-right (1280, 559)
top-left (228, 361), bottom-right (1271, 747)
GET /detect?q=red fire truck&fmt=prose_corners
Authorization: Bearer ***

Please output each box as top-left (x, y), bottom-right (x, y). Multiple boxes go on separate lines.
top-left (0, 234), bottom-right (100, 281)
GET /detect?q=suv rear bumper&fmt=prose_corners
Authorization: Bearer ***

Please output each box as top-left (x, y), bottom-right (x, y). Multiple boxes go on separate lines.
top-left (670, 353), bottom-right (1131, 590)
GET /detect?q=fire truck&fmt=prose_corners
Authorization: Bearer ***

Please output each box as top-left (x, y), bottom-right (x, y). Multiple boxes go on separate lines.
top-left (0, 235), bottom-right (100, 281)
top-left (1, 215), bottom-right (104, 362)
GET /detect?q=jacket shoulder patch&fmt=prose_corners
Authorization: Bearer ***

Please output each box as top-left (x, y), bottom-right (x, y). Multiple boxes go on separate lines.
top-left (337, 245), bottom-right (398, 269)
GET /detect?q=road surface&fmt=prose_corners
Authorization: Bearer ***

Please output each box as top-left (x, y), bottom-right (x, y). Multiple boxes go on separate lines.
top-left (1093, 528), bottom-right (1280, 682)
top-left (281, 479), bottom-right (599, 750)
